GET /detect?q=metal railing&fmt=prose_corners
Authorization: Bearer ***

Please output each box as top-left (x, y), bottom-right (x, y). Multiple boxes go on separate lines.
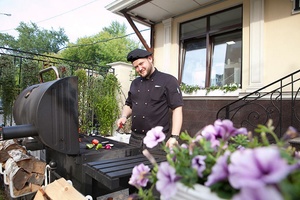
top-left (216, 69), bottom-right (300, 137)
top-left (0, 47), bottom-right (110, 79)
top-left (0, 47), bottom-right (111, 129)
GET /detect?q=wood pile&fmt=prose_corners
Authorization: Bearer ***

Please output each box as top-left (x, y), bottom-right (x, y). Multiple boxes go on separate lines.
top-left (34, 178), bottom-right (88, 200)
top-left (0, 139), bottom-right (46, 198)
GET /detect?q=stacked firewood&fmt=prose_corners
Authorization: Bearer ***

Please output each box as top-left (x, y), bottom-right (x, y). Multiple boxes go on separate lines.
top-left (0, 139), bottom-right (46, 198)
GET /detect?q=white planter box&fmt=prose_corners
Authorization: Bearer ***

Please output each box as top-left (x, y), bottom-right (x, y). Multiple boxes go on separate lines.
top-left (169, 183), bottom-right (225, 200)
top-left (183, 90), bottom-right (239, 97)
top-left (206, 90), bottom-right (239, 96)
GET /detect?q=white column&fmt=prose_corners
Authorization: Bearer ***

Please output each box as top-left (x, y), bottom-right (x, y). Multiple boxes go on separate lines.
top-left (162, 18), bottom-right (172, 73)
top-left (247, 0), bottom-right (264, 91)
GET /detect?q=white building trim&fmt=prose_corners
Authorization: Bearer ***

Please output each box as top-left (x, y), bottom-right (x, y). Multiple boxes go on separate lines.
top-left (247, 0), bottom-right (264, 91)
top-left (163, 18), bottom-right (173, 73)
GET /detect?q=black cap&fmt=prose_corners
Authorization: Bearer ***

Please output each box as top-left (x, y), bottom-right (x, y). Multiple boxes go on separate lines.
top-left (127, 49), bottom-right (152, 62)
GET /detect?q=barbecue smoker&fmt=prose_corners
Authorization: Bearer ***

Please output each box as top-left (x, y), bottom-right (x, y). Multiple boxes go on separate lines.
top-left (1, 67), bottom-right (142, 199)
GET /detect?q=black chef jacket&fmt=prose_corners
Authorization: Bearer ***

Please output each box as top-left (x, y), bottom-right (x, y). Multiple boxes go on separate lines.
top-left (125, 68), bottom-right (184, 135)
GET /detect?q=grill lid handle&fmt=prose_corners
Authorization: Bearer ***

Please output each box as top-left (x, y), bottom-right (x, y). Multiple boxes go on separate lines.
top-left (39, 66), bottom-right (60, 83)
top-left (1, 124), bottom-right (38, 140)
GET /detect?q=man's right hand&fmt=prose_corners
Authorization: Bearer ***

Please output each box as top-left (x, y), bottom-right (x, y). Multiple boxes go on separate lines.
top-left (117, 116), bottom-right (127, 129)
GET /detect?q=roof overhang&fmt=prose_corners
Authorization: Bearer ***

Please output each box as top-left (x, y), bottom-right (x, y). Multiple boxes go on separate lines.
top-left (106, 0), bottom-right (225, 26)
top-left (105, 0), bottom-right (225, 51)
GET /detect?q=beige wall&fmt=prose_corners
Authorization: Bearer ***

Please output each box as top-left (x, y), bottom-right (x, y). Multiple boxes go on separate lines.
top-left (109, 62), bottom-right (133, 108)
top-left (264, 0), bottom-right (300, 82)
top-left (152, 0), bottom-right (300, 93)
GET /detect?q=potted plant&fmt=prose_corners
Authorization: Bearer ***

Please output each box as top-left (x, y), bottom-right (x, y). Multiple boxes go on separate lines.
top-left (128, 119), bottom-right (300, 200)
top-left (180, 83), bottom-right (240, 96)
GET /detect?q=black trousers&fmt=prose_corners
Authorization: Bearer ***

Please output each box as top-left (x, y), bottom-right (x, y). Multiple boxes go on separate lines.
top-left (129, 131), bottom-right (166, 155)
top-left (128, 132), bottom-right (164, 199)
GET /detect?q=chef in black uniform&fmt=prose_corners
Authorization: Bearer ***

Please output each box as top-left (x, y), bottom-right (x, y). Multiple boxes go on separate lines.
top-left (117, 49), bottom-right (183, 151)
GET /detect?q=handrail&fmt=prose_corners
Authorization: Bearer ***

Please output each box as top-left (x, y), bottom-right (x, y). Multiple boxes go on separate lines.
top-left (216, 69), bottom-right (300, 137)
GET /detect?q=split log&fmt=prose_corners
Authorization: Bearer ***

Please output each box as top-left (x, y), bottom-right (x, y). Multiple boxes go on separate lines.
top-left (34, 178), bottom-right (86, 200)
top-left (28, 173), bottom-right (45, 185)
top-left (0, 150), bottom-right (10, 163)
top-left (12, 184), bottom-right (32, 197)
top-left (17, 158), bottom-right (34, 173)
top-left (1, 140), bottom-right (47, 198)
top-left (32, 158), bottom-right (47, 174)
top-left (13, 168), bottom-right (31, 190)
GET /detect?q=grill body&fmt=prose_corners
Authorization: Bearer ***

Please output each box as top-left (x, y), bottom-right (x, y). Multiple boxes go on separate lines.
top-left (1, 75), bottom-right (141, 198)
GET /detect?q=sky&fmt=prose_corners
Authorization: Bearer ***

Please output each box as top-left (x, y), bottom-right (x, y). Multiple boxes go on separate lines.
top-left (0, 0), bottom-right (150, 43)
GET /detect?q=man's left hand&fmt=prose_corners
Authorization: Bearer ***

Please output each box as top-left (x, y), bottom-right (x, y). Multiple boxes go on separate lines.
top-left (166, 137), bottom-right (178, 149)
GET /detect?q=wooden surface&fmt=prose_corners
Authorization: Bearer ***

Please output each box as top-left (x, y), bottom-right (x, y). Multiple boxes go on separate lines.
top-left (84, 153), bottom-right (166, 190)
top-left (34, 178), bottom-right (86, 200)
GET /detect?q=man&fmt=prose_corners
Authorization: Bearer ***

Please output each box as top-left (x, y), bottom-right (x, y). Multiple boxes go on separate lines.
top-left (117, 49), bottom-right (183, 150)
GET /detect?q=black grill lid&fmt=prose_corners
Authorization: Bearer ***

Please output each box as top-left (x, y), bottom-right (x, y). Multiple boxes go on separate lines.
top-left (2, 76), bottom-right (80, 155)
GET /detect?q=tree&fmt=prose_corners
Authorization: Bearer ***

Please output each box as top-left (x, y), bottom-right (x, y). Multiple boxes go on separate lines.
top-left (103, 21), bottom-right (127, 36)
top-left (60, 21), bottom-right (139, 66)
top-left (0, 22), bottom-right (69, 54)
top-left (0, 56), bottom-right (17, 125)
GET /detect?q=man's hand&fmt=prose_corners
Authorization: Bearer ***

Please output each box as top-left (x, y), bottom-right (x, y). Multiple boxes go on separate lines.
top-left (117, 117), bottom-right (127, 129)
top-left (166, 137), bottom-right (178, 149)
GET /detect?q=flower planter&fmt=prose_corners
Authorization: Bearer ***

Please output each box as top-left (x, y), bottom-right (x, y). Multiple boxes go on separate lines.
top-left (170, 182), bottom-right (225, 200)
top-left (183, 90), bottom-right (239, 97)
top-left (206, 90), bottom-right (239, 96)
top-left (129, 120), bottom-right (300, 200)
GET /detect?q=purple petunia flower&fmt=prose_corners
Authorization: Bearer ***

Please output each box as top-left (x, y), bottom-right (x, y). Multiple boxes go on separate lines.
top-left (205, 150), bottom-right (231, 186)
top-left (201, 119), bottom-right (247, 148)
top-left (192, 155), bottom-right (206, 177)
top-left (282, 126), bottom-right (298, 141)
top-left (143, 126), bottom-right (166, 148)
top-left (156, 162), bottom-right (179, 200)
top-left (180, 143), bottom-right (188, 149)
top-left (228, 146), bottom-right (291, 189)
top-left (233, 185), bottom-right (283, 200)
top-left (214, 119), bottom-right (248, 138)
top-left (128, 163), bottom-right (151, 188)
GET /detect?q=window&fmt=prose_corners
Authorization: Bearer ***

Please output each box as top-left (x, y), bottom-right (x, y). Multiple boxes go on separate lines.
top-left (211, 31), bottom-right (242, 86)
top-left (180, 6), bottom-right (242, 88)
top-left (181, 39), bottom-right (206, 87)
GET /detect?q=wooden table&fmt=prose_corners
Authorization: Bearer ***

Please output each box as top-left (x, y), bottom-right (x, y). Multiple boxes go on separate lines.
top-left (83, 153), bottom-right (166, 190)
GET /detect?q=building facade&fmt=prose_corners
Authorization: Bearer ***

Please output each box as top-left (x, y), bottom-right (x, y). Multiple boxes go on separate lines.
top-left (107, 0), bottom-right (300, 136)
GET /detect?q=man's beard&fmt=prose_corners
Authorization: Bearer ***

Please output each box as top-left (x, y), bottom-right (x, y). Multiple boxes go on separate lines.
top-left (139, 65), bottom-right (153, 79)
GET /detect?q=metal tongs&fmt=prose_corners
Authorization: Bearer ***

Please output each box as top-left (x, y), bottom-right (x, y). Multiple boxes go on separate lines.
top-left (116, 123), bottom-right (124, 133)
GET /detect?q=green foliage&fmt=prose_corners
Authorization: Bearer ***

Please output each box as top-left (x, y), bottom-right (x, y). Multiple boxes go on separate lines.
top-left (92, 73), bottom-right (121, 135)
top-left (135, 120), bottom-right (300, 200)
top-left (0, 22), bottom-right (68, 54)
top-left (0, 56), bottom-right (17, 125)
top-left (60, 21), bottom-right (139, 66)
top-left (56, 64), bottom-right (72, 78)
top-left (103, 21), bottom-right (126, 36)
top-left (179, 82), bottom-right (200, 94)
top-left (180, 82), bottom-right (240, 94)
top-left (20, 60), bottom-right (40, 90)
top-left (75, 69), bottom-right (121, 136)
top-left (75, 69), bottom-right (92, 133)
top-left (206, 83), bottom-right (240, 94)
